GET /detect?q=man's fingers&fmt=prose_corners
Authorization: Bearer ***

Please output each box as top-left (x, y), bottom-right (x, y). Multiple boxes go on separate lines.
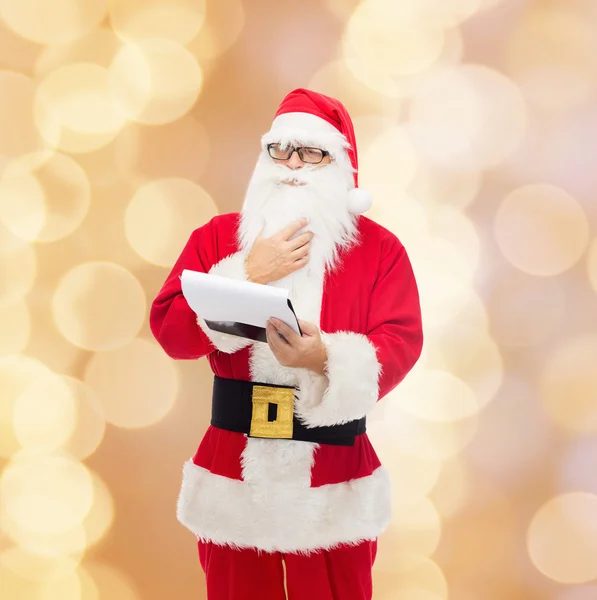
top-left (266, 322), bottom-right (287, 355)
top-left (277, 218), bottom-right (309, 242)
top-left (270, 318), bottom-right (300, 344)
top-left (287, 231), bottom-right (314, 251)
top-left (291, 241), bottom-right (310, 259)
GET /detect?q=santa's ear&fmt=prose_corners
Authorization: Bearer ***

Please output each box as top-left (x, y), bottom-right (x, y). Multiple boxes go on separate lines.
top-left (347, 188), bottom-right (372, 214)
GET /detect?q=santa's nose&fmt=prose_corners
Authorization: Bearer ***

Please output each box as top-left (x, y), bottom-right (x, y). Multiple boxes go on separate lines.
top-left (285, 150), bottom-right (304, 170)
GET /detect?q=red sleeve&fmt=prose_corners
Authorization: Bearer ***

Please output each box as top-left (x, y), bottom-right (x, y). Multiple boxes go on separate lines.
top-left (149, 222), bottom-right (217, 360)
top-left (367, 232), bottom-right (423, 400)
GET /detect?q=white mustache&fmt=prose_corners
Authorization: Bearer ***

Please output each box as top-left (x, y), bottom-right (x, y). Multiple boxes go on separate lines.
top-left (258, 163), bottom-right (322, 187)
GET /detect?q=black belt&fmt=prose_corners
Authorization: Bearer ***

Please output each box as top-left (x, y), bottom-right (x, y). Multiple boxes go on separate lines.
top-left (211, 376), bottom-right (366, 446)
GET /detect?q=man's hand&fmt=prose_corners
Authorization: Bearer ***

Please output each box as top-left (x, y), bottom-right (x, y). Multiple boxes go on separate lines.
top-left (245, 219), bottom-right (314, 285)
top-left (265, 317), bottom-right (328, 375)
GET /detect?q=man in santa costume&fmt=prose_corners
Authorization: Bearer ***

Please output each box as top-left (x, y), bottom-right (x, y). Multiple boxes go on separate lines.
top-left (150, 88), bottom-right (423, 600)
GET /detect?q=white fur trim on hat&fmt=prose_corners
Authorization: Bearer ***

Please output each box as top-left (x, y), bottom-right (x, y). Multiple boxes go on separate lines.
top-left (261, 112), bottom-right (350, 159)
top-left (347, 187), bottom-right (372, 215)
top-left (271, 112), bottom-right (338, 135)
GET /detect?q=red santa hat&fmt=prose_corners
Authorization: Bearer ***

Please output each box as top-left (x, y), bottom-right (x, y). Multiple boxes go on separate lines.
top-left (261, 88), bottom-right (373, 215)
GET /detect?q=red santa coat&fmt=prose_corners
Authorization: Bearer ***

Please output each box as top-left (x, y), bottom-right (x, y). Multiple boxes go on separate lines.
top-left (150, 212), bottom-right (423, 554)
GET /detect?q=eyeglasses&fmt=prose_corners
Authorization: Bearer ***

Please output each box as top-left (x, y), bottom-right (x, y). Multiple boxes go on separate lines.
top-left (267, 143), bottom-right (330, 164)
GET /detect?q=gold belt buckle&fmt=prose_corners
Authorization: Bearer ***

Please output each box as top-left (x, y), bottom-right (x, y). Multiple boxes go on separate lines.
top-left (249, 385), bottom-right (294, 439)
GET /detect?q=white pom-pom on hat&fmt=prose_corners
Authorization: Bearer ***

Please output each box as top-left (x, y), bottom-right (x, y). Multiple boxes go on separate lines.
top-left (347, 187), bottom-right (372, 215)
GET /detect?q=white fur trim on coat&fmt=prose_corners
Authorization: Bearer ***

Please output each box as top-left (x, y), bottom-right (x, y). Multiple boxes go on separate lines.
top-left (177, 460), bottom-right (391, 553)
top-left (196, 252), bottom-right (252, 354)
top-left (295, 332), bottom-right (381, 427)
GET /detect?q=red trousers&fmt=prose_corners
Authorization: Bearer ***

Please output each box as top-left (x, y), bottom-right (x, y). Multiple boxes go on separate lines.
top-left (198, 540), bottom-right (377, 600)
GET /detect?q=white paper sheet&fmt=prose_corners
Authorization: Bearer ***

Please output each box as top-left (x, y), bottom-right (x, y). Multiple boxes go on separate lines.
top-left (180, 269), bottom-right (301, 339)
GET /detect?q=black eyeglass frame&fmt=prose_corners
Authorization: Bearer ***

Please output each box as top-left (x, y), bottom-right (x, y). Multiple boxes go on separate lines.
top-left (266, 143), bottom-right (330, 165)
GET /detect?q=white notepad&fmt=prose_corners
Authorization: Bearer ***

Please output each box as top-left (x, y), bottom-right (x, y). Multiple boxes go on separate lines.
top-left (180, 269), bottom-right (302, 343)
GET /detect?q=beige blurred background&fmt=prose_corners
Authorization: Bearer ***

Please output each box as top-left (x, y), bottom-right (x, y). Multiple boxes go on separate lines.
top-left (1, 0), bottom-right (597, 598)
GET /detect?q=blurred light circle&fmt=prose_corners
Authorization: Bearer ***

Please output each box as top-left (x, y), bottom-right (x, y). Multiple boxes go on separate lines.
top-left (0, 154), bottom-right (45, 241)
top-left (506, 10), bottom-right (597, 110)
top-left (395, 370), bottom-right (479, 422)
top-left (464, 378), bottom-right (551, 486)
top-left (114, 115), bottom-right (210, 184)
top-left (389, 407), bottom-right (479, 460)
top-left (346, 0), bottom-right (481, 29)
top-left (344, 0), bottom-right (445, 77)
top-left (374, 554), bottom-right (447, 598)
top-left (410, 162), bottom-right (482, 210)
top-left (109, 38), bottom-right (203, 125)
top-left (366, 193), bottom-right (430, 253)
top-left (437, 327), bottom-right (503, 409)
top-left (557, 586), bottom-right (597, 600)
top-left (13, 373), bottom-right (77, 452)
top-left (0, 18), bottom-right (43, 75)
top-left (0, 71), bottom-right (47, 157)
top-left (409, 65), bottom-right (527, 169)
top-left (125, 178), bottom-right (218, 266)
top-left (324, 0), bottom-right (360, 20)
top-left (61, 378), bottom-right (106, 461)
top-left (1, 451), bottom-right (93, 535)
top-left (35, 27), bottom-right (123, 78)
top-left (353, 116), bottom-right (401, 153)
top-left (0, 558), bottom-right (96, 600)
top-left (559, 437), bottom-right (597, 497)
top-left (0, 0), bottom-right (107, 45)
top-left (413, 256), bottom-right (478, 328)
top-left (0, 545), bottom-right (79, 582)
top-left (81, 561), bottom-right (139, 600)
top-left (405, 0), bottom-right (481, 28)
top-left (527, 492), bottom-right (597, 584)
top-left (540, 335), bottom-right (597, 433)
top-left (429, 459), bottom-right (468, 518)
top-left (52, 262), bottom-right (146, 352)
top-left (37, 569), bottom-right (83, 600)
top-left (360, 126), bottom-right (418, 192)
top-left (110, 0), bottom-right (206, 44)
top-left (0, 503), bottom-right (87, 559)
top-left (84, 338), bottom-right (178, 428)
top-left (82, 471), bottom-right (114, 549)
top-left (35, 63), bottom-right (128, 153)
top-left (22, 293), bottom-right (84, 375)
top-left (350, 25), bottom-right (464, 102)
top-left (0, 301), bottom-right (30, 355)
top-left (428, 206), bottom-right (481, 278)
top-left (379, 591), bottom-right (443, 600)
top-left (186, 0), bottom-right (245, 62)
top-left (495, 184), bottom-right (589, 277)
top-left (488, 271), bottom-right (566, 347)
top-left (0, 152), bottom-right (91, 242)
top-left (308, 60), bottom-right (402, 120)
top-left (0, 563), bottom-right (44, 599)
top-left (588, 238), bottom-right (597, 295)
top-left (389, 496), bottom-right (442, 557)
top-left (368, 421), bottom-right (441, 501)
top-left (0, 354), bottom-right (52, 458)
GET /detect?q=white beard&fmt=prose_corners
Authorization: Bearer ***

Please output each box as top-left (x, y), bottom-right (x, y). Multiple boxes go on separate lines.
top-left (238, 154), bottom-right (359, 291)
top-left (236, 154), bottom-right (361, 489)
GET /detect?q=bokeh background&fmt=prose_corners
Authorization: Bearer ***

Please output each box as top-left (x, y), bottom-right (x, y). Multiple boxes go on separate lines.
top-left (1, 0), bottom-right (597, 598)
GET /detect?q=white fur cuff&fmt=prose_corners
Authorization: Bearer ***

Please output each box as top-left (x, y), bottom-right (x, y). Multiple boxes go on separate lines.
top-left (295, 332), bottom-right (381, 427)
top-left (196, 252), bottom-right (252, 354)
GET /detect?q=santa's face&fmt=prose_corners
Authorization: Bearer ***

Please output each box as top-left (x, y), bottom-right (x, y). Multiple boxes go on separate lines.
top-left (239, 142), bottom-right (358, 275)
